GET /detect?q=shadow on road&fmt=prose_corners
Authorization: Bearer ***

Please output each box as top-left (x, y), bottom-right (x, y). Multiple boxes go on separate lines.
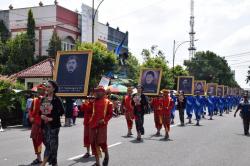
top-left (68, 156), bottom-right (96, 166)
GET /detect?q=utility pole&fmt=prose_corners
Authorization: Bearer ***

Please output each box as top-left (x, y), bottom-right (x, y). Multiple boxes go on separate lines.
top-left (92, 0), bottom-right (105, 43)
top-left (188, 0), bottom-right (196, 59)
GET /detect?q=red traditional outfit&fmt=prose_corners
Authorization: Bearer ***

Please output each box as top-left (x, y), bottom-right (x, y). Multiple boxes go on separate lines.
top-left (29, 96), bottom-right (43, 155)
top-left (122, 95), bottom-right (134, 130)
top-left (151, 97), bottom-right (163, 130)
top-left (161, 95), bottom-right (174, 132)
top-left (89, 97), bottom-right (113, 157)
top-left (80, 100), bottom-right (93, 148)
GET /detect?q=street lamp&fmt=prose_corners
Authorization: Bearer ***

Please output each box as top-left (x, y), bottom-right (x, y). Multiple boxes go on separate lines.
top-left (172, 39), bottom-right (198, 78)
top-left (92, 0), bottom-right (105, 43)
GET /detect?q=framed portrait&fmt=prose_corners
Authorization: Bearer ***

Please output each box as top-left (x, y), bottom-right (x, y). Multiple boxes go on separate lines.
top-left (177, 76), bottom-right (194, 95)
top-left (217, 85), bottom-right (224, 96)
top-left (224, 86), bottom-right (228, 96)
top-left (194, 80), bottom-right (206, 96)
top-left (139, 68), bottom-right (162, 95)
top-left (53, 50), bottom-right (93, 97)
top-left (206, 83), bottom-right (218, 96)
top-left (228, 87), bottom-right (232, 96)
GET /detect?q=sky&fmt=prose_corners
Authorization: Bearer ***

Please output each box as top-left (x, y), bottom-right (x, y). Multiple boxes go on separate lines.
top-left (1, 0), bottom-right (250, 88)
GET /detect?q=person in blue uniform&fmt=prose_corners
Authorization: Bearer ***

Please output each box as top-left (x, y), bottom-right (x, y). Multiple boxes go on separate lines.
top-left (186, 95), bottom-right (194, 124)
top-left (201, 96), bottom-right (207, 118)
top-left (218, 95), bottom-right (224, 116)
top-left (207, 92), bottom-right (214, 120)
top-left (170, 90), bottom-right (177, 124)
top-left (234, 95), bottom-right (250, 136)
top-left (193, 91), bottom-right (203, 126)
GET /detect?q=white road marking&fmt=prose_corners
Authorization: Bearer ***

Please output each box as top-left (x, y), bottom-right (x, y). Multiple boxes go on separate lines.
top-left (7, 125), bottom-right (23, 128)
top-left (67, 142), bottom-right (122, 161)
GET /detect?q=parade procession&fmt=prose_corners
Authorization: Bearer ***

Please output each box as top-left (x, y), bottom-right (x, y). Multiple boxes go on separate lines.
top-left (0, 1), bottom-right (250, 166)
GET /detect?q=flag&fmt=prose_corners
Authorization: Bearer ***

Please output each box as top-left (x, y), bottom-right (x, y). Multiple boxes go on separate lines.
top-left (114, 32), bottom-right (128, 56)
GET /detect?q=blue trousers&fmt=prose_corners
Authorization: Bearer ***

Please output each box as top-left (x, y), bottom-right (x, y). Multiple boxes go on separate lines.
top-left (186, 107), bottom-right (193, 118)
top-left (194, 108), bottom-right (202, 121)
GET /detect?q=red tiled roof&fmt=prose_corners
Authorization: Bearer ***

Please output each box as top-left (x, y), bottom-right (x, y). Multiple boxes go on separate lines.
top-left (15, 58), bottom-right (54, 78)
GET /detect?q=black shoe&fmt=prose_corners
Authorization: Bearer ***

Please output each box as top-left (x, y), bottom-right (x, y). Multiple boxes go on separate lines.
top-left (30, 159), bottom-right (42, 165)
top-left (244, 132), bottom-right (250, 136)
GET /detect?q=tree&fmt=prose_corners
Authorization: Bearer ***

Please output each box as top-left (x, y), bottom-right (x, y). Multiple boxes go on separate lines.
top-left (3, 33), bottom-right (34, 75)
top-left (246, 66), bottom-right (250, 84)
top-left (184, 51), bottom-right (239, 87)
top-left (47, 31), bottom-right (62, 58)
top-left (141, 46), bottom-right (174, 89)
top-left (75, 42), bottom-right (119, 89)
top-left (170, 65), bottom-right (189, 77)
top-left (0, 20), bottom-right (10, 43)
top-left (27, 9), bottom-right (35, 58)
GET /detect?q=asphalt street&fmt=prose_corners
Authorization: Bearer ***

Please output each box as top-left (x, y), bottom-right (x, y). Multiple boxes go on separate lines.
top-left (0, 110), bottom-right (249, 166)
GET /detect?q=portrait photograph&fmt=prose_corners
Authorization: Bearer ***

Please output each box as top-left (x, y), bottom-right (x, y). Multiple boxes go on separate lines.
top-left (217, 85), bottom-right (224, 96)
top-left (139, 68), bottom-right (162, 95)
top-left (228, 87), bottom-right (232, 96)
top-left (53, 50), bottom-right (93, 97)
top-left (224, 86), bottom-right (228, 96)
top-left (177, 76), bottom-right (194, 95)
top-left (206, 83), bottom-right (218, 96)
top-left (194, 80), bottom-right (206, 96)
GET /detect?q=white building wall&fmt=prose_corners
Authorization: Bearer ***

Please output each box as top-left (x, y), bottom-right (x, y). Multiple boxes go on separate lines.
top-left (81, 3), bottom-right (99, 43)
top-left (24, 77), bottom-right (51, 89)
top-left (42, 29), bottom-right (53, 56)
top-left (9, 5), bottom-right (56, 29)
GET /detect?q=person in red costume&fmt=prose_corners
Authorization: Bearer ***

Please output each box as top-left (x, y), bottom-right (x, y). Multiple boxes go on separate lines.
top-left (122, 87), bottom-right (134, 137)
top-left (28, 84), bottom-right (46, 165)
top-left (89, 86), bottom-right (113, 166)
top-left (160, 89), bottom-right (174, 140)
top-left (151, 93), bottom-right (163, 136)
top-left (80, 98), bottom-right (93, 158)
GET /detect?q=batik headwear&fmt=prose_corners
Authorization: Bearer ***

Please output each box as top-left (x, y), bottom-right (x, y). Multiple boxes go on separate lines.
top-left (161, 89), bottom-right (169, 93)
top-left (94, 85), bottom-right (106, 93)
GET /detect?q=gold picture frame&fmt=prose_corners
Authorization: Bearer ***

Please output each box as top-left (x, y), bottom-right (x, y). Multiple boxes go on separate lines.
top-left (206, 83), bottom-right (218, 96)
top-left (139, 68), bottom-right (163, 96)
top-left (194, 80), bottom-right (206, 96)
top-left (217, 85), bottom-right (224, 96)
top-left (53, 50), bottom-right (93, 97)
top-left (177, 76), bottom-right (194, 96)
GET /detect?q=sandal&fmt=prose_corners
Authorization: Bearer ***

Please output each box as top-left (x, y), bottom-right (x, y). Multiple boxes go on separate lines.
top-left (83, 152), bottom-right (90, 158)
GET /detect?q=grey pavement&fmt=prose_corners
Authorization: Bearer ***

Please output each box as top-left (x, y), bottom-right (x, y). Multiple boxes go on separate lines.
top-left (0, 111), bottom-right (249, 166)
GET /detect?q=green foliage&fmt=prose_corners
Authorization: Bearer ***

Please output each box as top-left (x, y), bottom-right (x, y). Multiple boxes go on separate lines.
top-left (0, 20), bottom-right (10, 43)
top-left (3, 33), bottom-right (34, 75)
top-left (0, 76), bottom-right (25, 118)
top-left (75, 42), bottom-right (119, 89)
top-left (27, 9), bottom-right (35, 54)
top-left (123, 52), bottom-right (140, 82)
top-left (171, 65), bottom-right (189, 77)
top-left (184, 51), bottom-right (239, 87)
top-left (141, 46), bottom-right (174, 89)
top-left (48, 31), bottom-right (62, 58)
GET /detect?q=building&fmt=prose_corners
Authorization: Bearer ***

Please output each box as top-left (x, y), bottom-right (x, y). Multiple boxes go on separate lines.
top-left (81, 4), bottom-right (128, 55)
top-left (1, 2), bottom-right (129, 89)
top-left (0, 2), bottom-right (80, 57)
top-left (0, 2), bottom-right (128, 58)
top-left (14, 58), bottom-right (54, 89)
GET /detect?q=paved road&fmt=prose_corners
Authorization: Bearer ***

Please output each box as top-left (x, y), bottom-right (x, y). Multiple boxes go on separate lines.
top-left (0, 111), bottom-right (249, 166)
